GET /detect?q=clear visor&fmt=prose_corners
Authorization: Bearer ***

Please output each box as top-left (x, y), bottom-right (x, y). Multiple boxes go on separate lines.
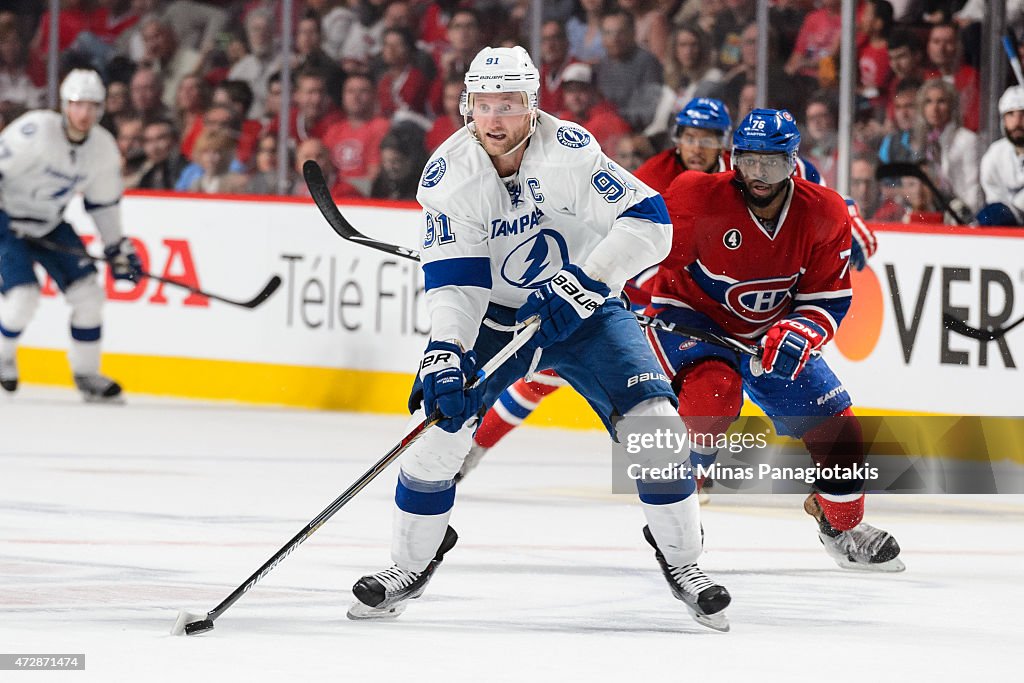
top-left (467, 93), bottom-right (532, 118)
top-left (675, 129), bottom-right (724, 149)
top-left (733, 152), bottom-right (794, 184)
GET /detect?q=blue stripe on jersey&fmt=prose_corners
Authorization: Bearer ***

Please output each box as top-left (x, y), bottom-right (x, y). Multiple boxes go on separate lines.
top-left (619, 195), bottom-right (670, 225)
top-left (0, 322), bottom-right (21, 338)
top-left (498, 390), bottom-right (534, 420)
top-left (83, 198), bottom-right (120, 212)
top-left (797, 157), bottom-right (822, 185)
top-left (795, 296), bottom-right (851, 327)
top-left (422, 257), bottom-right (492, 292)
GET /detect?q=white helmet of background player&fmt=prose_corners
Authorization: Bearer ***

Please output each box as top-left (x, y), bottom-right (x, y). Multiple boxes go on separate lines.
top-left (998, 85), bottom-right (1024, 116)
top-left (461, 46), bottom-right (540, 155)
top-left (60, 69), bottom-right (106, 119)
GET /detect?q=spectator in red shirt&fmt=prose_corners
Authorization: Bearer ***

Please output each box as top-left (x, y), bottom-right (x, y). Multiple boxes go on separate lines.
top-left (322, 73), bottom-right (391, 195)
top-left (784, 0), bottom-right (842, 82)
top-left (376, 27), bottom-right (430, 118)
top-left (556, 62), bottom-right (632, 152)
top-left (419, 0), bottom-right (462, 53)
top-left (923, 22), bottom-right (979, 131)
top-left (293, 137), bottom-right (363, 199)
top-left (267, 68), bottom-right (345, 144)
top-left (539, 20), bottom-right (577, 113)
top-left (857, 0), bottom-right (894, 111)
top-left (173, 73), bottom-right (210, 153)
top-left (425, 76), bottom-right (464, 152)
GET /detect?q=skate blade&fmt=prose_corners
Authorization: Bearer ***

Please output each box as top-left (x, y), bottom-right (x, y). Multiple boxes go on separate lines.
top-left (81, 393), bottom-right (126, 405)
top-left (833, 555), bottom-right (906, 573)
top-left (347, 600), bottom-right (409, 620)
top-left (688, 608), bottom-right (730, 632)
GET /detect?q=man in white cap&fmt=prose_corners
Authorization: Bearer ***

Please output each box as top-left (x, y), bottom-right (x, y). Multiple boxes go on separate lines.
top-left (978, 85), bottom-right (1024, 226)
top-left (347, 45), bottom-right (731, 631)
top-left (0, 69), bottom-right (142, 400)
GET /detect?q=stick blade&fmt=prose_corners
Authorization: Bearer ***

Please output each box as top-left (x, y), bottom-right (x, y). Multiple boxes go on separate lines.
top-left (943, 313), bottom-right (999, 341)
top-left (243, 275), bottom-right (282, 308)
top-left (171, 609), bottom-right (212, 636)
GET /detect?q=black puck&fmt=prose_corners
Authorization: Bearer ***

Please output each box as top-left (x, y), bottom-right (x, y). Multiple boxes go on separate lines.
top-left (184, 619), bottom-right (215, 635)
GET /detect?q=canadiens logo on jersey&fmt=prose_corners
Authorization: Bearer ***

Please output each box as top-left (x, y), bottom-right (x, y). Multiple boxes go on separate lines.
top-left (500, 229), bottom-right (569, 288)
top-left (687, 261), bottom-right (799, 324)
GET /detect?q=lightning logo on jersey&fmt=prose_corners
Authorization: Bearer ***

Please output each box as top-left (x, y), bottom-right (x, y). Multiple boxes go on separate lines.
top-left (501, 229), bottom-right (568, 287)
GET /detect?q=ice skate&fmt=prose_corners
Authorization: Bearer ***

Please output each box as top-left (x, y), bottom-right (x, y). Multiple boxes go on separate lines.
top-left (348, 525), bottom-right (459, 620)
top-left (73, 373), bottom-right (124, 403)
top-left (804, 494), bottom-right (905, 572)
top-left (643, 526), bottom-right (731, 632)
top-left (0, 355), bottom-right (18, 393)
top-left (454, 443), bottom-right (489, 483)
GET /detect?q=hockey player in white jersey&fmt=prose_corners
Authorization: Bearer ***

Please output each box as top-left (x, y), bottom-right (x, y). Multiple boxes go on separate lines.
top-left (977, 85), bottom-right (1024, 226)
top-left (0, 69), bottom-right (142, 401)
top-left (348, 46), bottom-right (731, 631)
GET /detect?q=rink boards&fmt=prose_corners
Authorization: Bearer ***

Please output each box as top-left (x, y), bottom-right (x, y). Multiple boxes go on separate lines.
top-left (15, 192), bottom-right (1024, 425)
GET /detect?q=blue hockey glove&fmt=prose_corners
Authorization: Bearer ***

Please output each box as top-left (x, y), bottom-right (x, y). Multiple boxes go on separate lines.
top-left (760, 318), bottom-right (825, 381)
top-left (419, 340), bottom-right (481, 433)
top-left (104, 237), bottom-right (143, 281)
top-left (515, 264), bottom-right (610, 349)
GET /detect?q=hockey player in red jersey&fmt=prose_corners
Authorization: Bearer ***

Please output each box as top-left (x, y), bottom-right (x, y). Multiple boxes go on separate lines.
top-left (646, 108), bottom-right (903, 571)
top-left (461, 99), bottom-right (875, 484)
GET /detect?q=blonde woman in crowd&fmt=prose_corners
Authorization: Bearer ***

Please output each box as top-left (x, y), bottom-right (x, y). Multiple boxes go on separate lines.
top-left (187, 127), bottom-right (247, 194)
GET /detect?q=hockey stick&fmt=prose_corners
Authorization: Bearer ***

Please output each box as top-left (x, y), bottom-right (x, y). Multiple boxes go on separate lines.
top-left (1003, 34), bottom-right (1024, 87)
top-left (942, 311), bottom-right (1024, 341)
top-left (874, 162), bottom-right (973, 225)
top-left (23, 235), bottom-right (282, 309)
top-left (302, 160), bottom-right (421, 261)
top-left (303, 160), bottom-right (762, 357)
top-left (172, 317), bottom-right (540, 636)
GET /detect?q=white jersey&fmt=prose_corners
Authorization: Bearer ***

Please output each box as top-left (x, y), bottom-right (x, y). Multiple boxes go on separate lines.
top-left (416, 110), bottom-right (671, 347)
top-left (980, 137), bottom-right (1024, 222)
top-left (0, 110), bottom-right (124, 244)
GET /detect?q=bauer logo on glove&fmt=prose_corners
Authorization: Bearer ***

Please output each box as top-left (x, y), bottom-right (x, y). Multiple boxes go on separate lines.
top-left (516, 264), bottom-right (610, 349)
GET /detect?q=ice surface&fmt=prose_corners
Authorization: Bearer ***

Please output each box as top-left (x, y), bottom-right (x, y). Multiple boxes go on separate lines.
top-left (1, 387), bottom-right (1022, 682)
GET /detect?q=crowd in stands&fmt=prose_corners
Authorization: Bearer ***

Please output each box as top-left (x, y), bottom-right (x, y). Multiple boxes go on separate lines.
top-left (1, 1), bottom-right (1023, 224)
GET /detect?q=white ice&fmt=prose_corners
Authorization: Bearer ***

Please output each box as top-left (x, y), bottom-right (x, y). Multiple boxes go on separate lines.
top-left (1, 387), bottom-right (1022, 682)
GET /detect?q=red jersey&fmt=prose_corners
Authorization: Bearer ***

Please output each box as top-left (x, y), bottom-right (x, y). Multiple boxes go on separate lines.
top-left (322, 117), bottom-right (390, 179)
top-left (266, 108), bottom-right (345, 144)
top-left (649, 172), bottom-right (853, 343)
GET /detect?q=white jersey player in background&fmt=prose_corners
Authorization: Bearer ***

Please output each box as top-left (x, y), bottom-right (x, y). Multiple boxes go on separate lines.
top-left (348, 46), bottom-right (732, 631)
top-left (0, 69), bottom-right (142, 401)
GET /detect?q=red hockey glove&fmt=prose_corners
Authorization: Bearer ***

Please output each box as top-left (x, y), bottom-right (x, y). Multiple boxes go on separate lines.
top-left (760, 318), bottom-right (826, 381)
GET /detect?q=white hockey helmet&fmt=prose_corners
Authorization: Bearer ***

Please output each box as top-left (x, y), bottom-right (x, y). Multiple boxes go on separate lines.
top-left (460, 46), bottom-right (540, 116)
top-left (60, 69), bottom-right (106, 107)
top-left (999, 85), bottom-right (1024, 115)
